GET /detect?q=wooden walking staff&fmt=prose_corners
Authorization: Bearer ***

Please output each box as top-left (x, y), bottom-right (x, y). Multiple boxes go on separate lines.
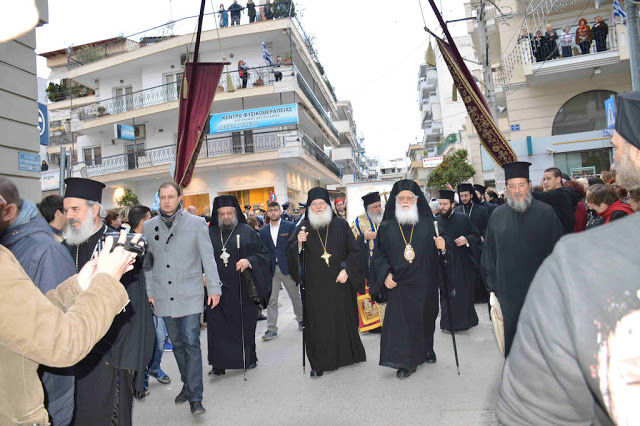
top-left (434, 221), bottom-right (461, 375)
top-left (300, 226), bottom-right (307, 374)
top-left (237, 234), bottom-right (247, 381)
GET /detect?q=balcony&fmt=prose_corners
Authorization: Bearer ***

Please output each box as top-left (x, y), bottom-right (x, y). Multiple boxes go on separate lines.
top-left (71, 130), bottom-right (340, 179)
top-left (295, 65), bottom-right (339, 139)
top-left (74, 65), bottom-right (277, 122)
top-left (48, 132), bottom-right (74, 146)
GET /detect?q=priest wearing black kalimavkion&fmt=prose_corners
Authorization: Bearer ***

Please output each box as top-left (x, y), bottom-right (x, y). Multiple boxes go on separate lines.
top-left (207, 195), bottom-right (271, 376)
top-left (455, 183), bottom-right (489, 239)
top-left (371, 180), bottom-right (442, 378)
top-left (285, 187), bottom-right (366, 378)
top-left (435, 189), bottom-right (480, 333)
top-left (473, 184), bottom-right (497, 216)
top-left (350, 191), bottom-right (385, 333)
top-left (481, 161), bottom-right (563, 357)
top-left (62, 177), bottom-right (152, 425)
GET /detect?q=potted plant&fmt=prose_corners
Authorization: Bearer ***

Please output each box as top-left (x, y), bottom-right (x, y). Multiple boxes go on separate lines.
top-left (284, 52), bottom-right (292, 65)
top-left (97, 106), bottom-right (107, 116)
top-left (254, 70), bottom-right (265, 86)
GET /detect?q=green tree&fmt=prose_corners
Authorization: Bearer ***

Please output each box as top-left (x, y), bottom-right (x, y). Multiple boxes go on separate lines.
top-left (426, 149), bottom-right (476, 189)
top-left (272, 0), bottom-right (296, 18)
top-left (116, 188), bottom-right (140, 207)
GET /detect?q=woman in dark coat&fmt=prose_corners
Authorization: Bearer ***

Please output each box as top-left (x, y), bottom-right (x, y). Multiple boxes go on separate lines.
top-left (592, 16), bottom-right (608, 52)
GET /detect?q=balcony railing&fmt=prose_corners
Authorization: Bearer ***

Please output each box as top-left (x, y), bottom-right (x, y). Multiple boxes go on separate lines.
top-left (66, 1), bottom-right (296, 69)
top-left (49, 132), bottom-right (74, 146)
top-left (72, 130), bottom-right (340, 179)
top-left (74, 65), bottom-right (279, 122)
top-left (294, 65), bottom-right (339, 139)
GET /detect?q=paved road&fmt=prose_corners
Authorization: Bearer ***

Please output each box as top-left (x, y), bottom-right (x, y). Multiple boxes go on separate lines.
top-left (133, 292), bottom-right (504, 425)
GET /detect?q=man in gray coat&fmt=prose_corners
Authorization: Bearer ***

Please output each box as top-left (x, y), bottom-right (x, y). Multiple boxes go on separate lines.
top-left (144, 182), bottom-right (221, 416)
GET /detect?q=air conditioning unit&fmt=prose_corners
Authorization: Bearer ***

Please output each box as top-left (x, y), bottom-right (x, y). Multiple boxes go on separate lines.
top-left (180, 53), bottom-right (197, 66)
top-left (134, 124), bottom-right (146, 139)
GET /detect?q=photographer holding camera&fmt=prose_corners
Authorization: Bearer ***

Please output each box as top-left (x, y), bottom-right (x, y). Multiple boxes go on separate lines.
top-left (0, 187), bottom-right (138, 425)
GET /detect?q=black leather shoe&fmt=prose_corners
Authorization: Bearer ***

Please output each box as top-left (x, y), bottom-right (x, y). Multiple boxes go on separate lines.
top-left (396, 368), bottom-right (411, 378)
top-left (175, 385), bottom-right (188, 404)
top-left (190, 401), bottom-right (206, 415)
top-left (310, 369), bottom-right (323, 377)
top-left (257, 314), bottom-right (267, 321)
top-left (248, 362), bottom-right (257, 369)
top-left (426, 352), bottom-right (437, 364)
top-left (209, 368), bottom-right (225, 376)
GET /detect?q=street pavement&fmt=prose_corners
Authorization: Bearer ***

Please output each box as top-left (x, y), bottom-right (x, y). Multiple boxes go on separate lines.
top-left (133, 292), bottom-right (504, 425)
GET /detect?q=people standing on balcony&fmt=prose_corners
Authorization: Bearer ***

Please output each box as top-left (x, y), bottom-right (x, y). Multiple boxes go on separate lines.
top-left (247, 0), bottom-right (257, 23)
top-left (219, 4), bottom-right (229, 28)
top-left (543, 24), bottom-right (559, 60)
top-left (560, 27), bottom-right (573, 58)
top-left (264, 0), bottom-right (274, 20)
top-left (592, 16), bottom-right (608, 52)
top-left (576, 18), bottom-right (592, 55)
top-left (274, 56), bottom-right (283, 82)
top-left (238, 60), bottom-right (249, 88)
top-left (518, 28), bottom-right (533, 63)
top-left (228, 0), bottom-right (243, 26)
top-left (533, 30), bottom-right (544, 62)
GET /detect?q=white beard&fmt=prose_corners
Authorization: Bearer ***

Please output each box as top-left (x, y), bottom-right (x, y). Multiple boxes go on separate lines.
top-left (507, 190), bottom-right (533, 213)
top-left (368, 211), bottom-right (383, 226)
top-left (308, 208), bottom-right (333, 229)
top-left (396, 203), bottom-right (419, 225)
top-left (65, 210), bottom-right (100, 245)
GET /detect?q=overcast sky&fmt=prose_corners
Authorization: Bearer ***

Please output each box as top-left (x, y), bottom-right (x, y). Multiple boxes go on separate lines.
top-left (36, 0), bottom-right (468, 160)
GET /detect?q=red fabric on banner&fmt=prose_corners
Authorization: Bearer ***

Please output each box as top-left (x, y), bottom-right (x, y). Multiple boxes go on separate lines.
top-left (174, 62), bottom-right (225, 188)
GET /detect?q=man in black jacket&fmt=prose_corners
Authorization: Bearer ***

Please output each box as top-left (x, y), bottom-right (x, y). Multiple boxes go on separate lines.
top-left (228, 0), bottom-right (243, 25)
top-left (533, 167), bottom-right (579, 234)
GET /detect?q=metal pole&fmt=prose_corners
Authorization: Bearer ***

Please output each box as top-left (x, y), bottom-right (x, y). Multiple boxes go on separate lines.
top-left (477, 0), bottom-right (497, 119)
top-left (59, 146), bottom-right (66, 196)
top-left (627, 0), bottom-right (640, 91)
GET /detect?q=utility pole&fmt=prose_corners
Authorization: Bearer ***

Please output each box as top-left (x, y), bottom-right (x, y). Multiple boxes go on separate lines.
top-left (477, 0), bottom-right (497, 118)
top-left (58, 146), bottom-right (66, 196)
top-left (627, 0), bottom-right (640, 91)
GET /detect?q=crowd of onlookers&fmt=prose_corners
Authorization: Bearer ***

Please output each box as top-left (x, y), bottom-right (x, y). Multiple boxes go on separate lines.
top-left (216, 0), bottom-right (291, 28)
top-left (519, 16), bottom-right (610, 62)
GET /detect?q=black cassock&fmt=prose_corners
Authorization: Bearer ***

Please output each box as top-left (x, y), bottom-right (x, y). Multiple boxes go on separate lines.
top-left (435, 212), bottom-right (480, 332)
top-left (481, 200), bottom-right (563, 356)
top-left (64, 226), bottom-right (153, 426)
top-left (455, 201), bottom-right (489, 303)
top-left (286, 217), bottom-right (366, 372)
top-left (207, 223), bottom-right (270, 369)
top-left (372, 216), bottom-right (441, 372)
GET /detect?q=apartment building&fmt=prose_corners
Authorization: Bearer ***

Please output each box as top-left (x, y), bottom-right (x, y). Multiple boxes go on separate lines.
top-left (39, 14), bottom-right (366, 213)
top-left (465, 0), bottom-right (632, 189)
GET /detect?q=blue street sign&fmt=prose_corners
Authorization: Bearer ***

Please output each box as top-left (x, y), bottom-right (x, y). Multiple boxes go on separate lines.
top-left (37, 103), bottom-right (49, 145)
top-left (18, 152), bottom-right (41, 172)
top-left (510, 124), bottom-right (520, 131)
top-left (605, 97), bottom-right (616, 129)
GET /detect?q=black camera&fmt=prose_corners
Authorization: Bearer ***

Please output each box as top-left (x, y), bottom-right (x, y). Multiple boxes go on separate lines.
top-left (101, 232), bottom-right (148, 256)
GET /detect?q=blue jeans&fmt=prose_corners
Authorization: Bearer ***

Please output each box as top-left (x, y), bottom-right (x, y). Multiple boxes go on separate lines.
top-left (148, 316), bottom-right (167, 372)
top-left (163, 314), bottom-right (203, 402)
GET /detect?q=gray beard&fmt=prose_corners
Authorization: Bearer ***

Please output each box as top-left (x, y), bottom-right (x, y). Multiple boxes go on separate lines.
top-left (219, 215), bottom-right (238, 232)
top-left (396, 203), bottom-right (419, 225)
top-left (368, 211), bottom-right (383, 225)
top-left (308, 208), bottom-right (333, 229)
top-left (507, 190), bottom-right (533, 213)
top-left (65, 211), bottom-right (100, 245)
top-left (614, 145), bottom-right (640, 190)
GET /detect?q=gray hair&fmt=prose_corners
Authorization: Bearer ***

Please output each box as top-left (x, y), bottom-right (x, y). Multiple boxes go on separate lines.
top-left (87, 200), bottom-right (107, 220)
top-left (429, 200), bottom-right (440, 212)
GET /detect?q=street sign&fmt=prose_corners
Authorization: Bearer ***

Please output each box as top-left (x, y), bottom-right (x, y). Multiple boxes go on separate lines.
top-left (422, 156), bottom-right (444, 168)
top-left (18, 152), bottom-right (41, 172)
top-left (115, 124), bottom-right (136, 140)
top-left (605, 97), bottom-right (616, 129)
top-left (37, 102), bottom-right (49, 145)
top-left (510, 124), bottom-right (520, 131)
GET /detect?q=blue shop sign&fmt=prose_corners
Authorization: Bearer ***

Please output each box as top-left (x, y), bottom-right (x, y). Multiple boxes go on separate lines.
top-left (208, 104), bottom-right (298, 134)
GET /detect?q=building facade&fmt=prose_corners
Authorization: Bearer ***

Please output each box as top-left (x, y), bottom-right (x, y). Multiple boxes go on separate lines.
top-left (40, 14), bottom-right (368, 212)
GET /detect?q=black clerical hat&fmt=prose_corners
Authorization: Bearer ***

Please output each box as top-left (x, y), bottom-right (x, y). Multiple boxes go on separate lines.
top-left (64, 178), bottom-right (105, 203)
top-left (615, 92), bottom-right (640, 150)
top-left (305, 187), bottom-right (331, 209)
top-left (439, 189), bottom-right (455, 201)
top-left (457, 183), bottom-right (474, 194)
top-left (282, 202), bottom-right (290, 209)
top-left (503, 161), bottom-right (532, 181)
top-left (362, 192), bottom-right (381, 207)
top-left (473, 184), bottom-right (486, 195)
top-left (211, 194), bottom-right (247, 226)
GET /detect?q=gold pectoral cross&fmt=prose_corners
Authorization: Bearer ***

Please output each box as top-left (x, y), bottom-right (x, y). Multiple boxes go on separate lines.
top-left (220, 248), bottom-right (231, 267)
top-left (321, 250), bottom-right (331, 267)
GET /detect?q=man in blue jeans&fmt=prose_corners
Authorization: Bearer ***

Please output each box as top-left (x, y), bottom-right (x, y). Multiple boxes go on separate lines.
top-left (145, 316), bottom-right (171, 392)
top-left (144, 182), bottom-right (222, 416)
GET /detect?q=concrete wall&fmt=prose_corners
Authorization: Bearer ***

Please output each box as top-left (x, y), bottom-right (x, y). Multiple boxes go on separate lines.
top-left (0, 1), bottom-right (48, 203)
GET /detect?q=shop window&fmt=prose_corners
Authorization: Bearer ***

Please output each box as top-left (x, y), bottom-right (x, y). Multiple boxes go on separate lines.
top-left (83, 147), bottom-right (102, 166)
top-left (553, 148), bottom-right (612, 176)
top-left (552, 90), bottom-right (617, 136)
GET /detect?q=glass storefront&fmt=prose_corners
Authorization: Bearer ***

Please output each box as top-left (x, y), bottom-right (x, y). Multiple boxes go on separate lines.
top-left (221, 187), bottom-right (274, 210)
top-left (553, 148), bottom-right (612, 176)
top-left (552, 90), bottom-right (617, 136)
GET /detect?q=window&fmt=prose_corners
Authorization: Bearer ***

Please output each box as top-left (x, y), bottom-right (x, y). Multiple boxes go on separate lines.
top-left (553, 148), bottom-right (612, 176)
top-left (126, 143), bottom-right (145, 170)
top-left (113, 86), bottom-right (133, 112)
top-left (552, 90), bottom-right (617, 136)
top-left (83, 147), bottom-right (102, 166)
top-left (163, 73), bottom-right (183, 101)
